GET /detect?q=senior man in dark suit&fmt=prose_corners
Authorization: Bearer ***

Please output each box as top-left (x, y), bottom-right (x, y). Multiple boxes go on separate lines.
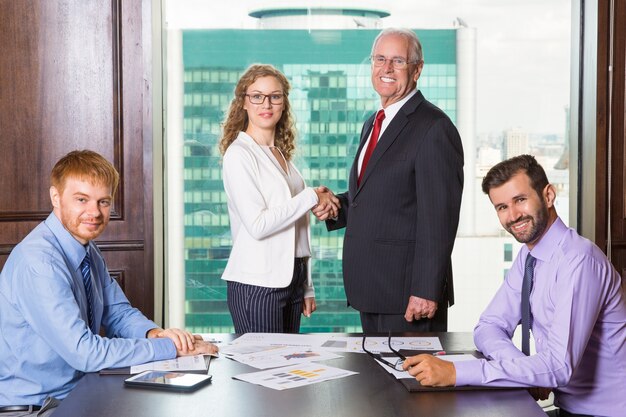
top-left (314, 28), bottom-right (464, 333)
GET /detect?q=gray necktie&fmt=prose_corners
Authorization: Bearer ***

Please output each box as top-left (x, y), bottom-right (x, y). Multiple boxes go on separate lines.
top-left (521, 254), bottom-right (536, 356)
top-left (80, 251), bottom-right (95, 331)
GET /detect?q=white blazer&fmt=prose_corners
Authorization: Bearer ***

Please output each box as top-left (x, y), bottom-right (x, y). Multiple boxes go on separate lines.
top-left (221, 132), bottom-right (318, 297)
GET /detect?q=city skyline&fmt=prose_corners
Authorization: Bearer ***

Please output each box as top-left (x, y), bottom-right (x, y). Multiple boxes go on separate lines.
top-left (165, 0), bottom-right (571, 136)
top-left (169, 5), bottom-right (571, 334)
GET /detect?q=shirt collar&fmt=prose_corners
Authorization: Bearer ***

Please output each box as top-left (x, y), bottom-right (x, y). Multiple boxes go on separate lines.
top-left (378, 89), bottom-right (417, 121)
top-left (528, 216), bottom-right (567, 263)
top-left (44, 212), bottom-right (89, 271)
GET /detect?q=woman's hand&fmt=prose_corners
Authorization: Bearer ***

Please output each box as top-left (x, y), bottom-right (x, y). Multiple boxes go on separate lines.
top-left (302, 297), bottom-right (317, 318)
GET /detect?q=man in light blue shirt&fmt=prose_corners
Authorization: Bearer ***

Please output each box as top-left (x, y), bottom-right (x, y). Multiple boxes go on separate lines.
top-left (0, 150), bottom-right (218, 415)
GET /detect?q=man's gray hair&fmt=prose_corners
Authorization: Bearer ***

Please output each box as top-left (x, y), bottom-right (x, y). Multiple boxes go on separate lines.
top-left (371, 28), bottom-right (424, 63)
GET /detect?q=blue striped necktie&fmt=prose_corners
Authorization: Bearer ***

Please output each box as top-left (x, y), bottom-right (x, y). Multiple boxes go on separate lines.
top-left (80, 251), bottom-right (95, 331)
top-left (521, 254), bottom-right (536, 356)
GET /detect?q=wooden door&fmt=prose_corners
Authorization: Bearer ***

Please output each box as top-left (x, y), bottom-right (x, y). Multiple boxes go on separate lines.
top-left (0, 0), bottom-right (155, 317)
top-left (596, 0), bottom-right (626, 278)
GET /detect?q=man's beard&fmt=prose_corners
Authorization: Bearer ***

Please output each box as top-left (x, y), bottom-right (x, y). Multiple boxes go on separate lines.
top-left (505, 202), bottom-right (549, 245)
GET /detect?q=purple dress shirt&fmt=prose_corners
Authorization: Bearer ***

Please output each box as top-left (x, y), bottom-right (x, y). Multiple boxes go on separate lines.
top-left (455, 217), bottom-right (626, 417)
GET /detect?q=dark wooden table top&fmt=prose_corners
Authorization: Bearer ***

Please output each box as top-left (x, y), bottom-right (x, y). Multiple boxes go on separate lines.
top-left (52, 332), bottom-right (546, 417)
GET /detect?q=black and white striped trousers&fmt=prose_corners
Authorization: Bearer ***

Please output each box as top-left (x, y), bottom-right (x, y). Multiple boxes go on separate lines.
top-left (227, 258), bottom-right (308, 333)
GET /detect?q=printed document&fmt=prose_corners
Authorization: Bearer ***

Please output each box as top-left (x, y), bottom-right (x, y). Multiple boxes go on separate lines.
top-left (233, 363), bottom-right (357, 390)
top-left (227, 345), bottom-right (342, 369)
top-left (130, 354), bottom-right (211, 374)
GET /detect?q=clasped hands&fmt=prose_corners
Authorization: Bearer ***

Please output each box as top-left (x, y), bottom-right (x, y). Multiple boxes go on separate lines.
top-left (147, 327), bottom-right (219, 357)
top-left (312, 186), bottom-right (340, 220)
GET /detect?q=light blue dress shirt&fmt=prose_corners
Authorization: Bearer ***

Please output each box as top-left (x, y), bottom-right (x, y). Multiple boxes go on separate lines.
top-left (455, 217), bottom-right (626, 417)
top-left (0, 213), bottom-right (176, 406)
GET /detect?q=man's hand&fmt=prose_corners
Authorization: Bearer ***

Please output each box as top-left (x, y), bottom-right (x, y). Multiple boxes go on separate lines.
top-left (147, 327), bottom-right (196, 353)
top-left (404, 296), bottom-right (438, 321)
top-left (147, 328), bottom-right (218, 356)
top-left (312, 186), bottom-right (340, 221)
top-left (175, 339), bottom-right (219, 358)
top-left (402, 354), bottom-right (456, 387)
top-left (302, 297), bottom-right (317, 318)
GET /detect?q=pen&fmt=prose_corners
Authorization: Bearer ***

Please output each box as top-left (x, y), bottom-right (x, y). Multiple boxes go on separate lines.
top-left (432, 351), bottom-right (465, 356)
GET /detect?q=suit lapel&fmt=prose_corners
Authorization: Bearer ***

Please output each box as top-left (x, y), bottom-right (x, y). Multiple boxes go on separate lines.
top-left (354, 92), bottom-right (425, 195)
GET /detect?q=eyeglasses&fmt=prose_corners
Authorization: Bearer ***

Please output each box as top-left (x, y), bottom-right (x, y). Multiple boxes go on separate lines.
top-left (370, 55), bottom-right (418, 70)
top-left (244, 93), bottom-right (284, 105)
top-left (362, 333), bottom-right (407, 371)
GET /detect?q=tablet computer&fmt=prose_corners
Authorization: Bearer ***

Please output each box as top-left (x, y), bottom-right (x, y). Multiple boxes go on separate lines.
top-left (124, 370), bottom-right (212, 392)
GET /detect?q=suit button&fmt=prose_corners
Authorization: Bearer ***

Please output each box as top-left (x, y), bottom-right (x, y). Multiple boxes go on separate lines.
top-left (351, 202), bottom-right (358, 208)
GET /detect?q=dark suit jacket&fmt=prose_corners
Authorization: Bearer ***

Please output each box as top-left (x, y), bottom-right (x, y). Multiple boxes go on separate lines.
top-left (328, 91), bottom-right (464, 314)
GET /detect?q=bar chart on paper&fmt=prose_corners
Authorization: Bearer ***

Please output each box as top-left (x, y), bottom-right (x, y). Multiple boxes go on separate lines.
top-left (233, 363), bottom-right (358, 390)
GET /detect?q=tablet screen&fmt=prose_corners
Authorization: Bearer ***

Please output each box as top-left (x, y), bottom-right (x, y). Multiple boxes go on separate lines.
top-left (125, 371), bottom-right (212, 391)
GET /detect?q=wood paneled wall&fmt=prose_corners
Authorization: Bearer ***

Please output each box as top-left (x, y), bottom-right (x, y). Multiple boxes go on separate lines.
top-left (596, 0), bottom-right (626, 278)
top-left (0, 0), bottom-right (155, 317)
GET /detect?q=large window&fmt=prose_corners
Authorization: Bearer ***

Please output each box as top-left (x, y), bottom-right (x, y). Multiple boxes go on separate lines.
top-left (164, 1), bottom-right (571, 333)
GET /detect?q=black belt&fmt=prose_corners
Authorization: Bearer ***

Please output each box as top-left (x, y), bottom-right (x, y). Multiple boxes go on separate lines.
top-left (0, 405), bottom-right (42, 412)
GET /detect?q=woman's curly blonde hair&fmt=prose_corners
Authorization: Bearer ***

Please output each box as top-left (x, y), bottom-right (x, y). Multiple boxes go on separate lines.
top-left (219, 64), bottom-right (297, 160)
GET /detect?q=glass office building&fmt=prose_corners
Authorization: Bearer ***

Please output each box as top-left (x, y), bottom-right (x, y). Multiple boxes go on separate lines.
top-left (181, 28), bottom-right (459, 333)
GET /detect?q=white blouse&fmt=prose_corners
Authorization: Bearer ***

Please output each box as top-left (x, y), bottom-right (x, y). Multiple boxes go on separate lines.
top-left (221, 131), bottom-right (318, 297)
top-left (258, 144), bottom-right (311, 258)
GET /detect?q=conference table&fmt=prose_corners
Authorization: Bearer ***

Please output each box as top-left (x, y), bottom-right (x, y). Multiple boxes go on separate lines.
top-left (52, 332), bottom-right (546, 417)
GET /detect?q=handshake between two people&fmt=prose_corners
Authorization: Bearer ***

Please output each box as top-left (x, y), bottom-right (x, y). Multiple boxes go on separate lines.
top-left (312, 186), bottom-right (340, 221)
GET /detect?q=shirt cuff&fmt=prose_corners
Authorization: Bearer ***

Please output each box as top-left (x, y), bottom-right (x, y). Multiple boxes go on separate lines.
top-left (132, 322), bottom-right (161, 339)
top-left (454, 359), bottom-right (485, 386)
top-left (149, 338), bottom-right (177, 361)
top-left (306, 187), bottom-right (319, 206)
top-left (303, 285), bottom-right (315, 299)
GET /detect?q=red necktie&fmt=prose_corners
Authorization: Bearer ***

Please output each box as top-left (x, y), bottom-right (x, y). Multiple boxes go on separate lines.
top-left (358, 109), bottom-right (386, 185)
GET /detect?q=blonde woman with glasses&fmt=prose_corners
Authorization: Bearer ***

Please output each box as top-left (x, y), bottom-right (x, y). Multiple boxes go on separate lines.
top-left (220, 64), bottom-right (339, 333)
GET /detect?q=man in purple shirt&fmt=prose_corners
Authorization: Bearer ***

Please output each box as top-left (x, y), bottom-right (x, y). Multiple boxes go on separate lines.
top-left (403, 155), bottom-right (626, 417)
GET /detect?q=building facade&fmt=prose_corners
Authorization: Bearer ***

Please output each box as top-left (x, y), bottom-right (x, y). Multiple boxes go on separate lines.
top-left (180, 25), bottom-right (465, 332)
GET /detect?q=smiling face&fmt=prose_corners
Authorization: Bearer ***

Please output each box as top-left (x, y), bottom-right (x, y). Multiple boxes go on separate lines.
top-left (371, 33), bottom-right (423, 108)
top-left (488, 172), bottom-right (556, 249)
top-left (50, 176), bottom-right (113, 244)
top-left (243, 76), bottom-right (284, 137)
